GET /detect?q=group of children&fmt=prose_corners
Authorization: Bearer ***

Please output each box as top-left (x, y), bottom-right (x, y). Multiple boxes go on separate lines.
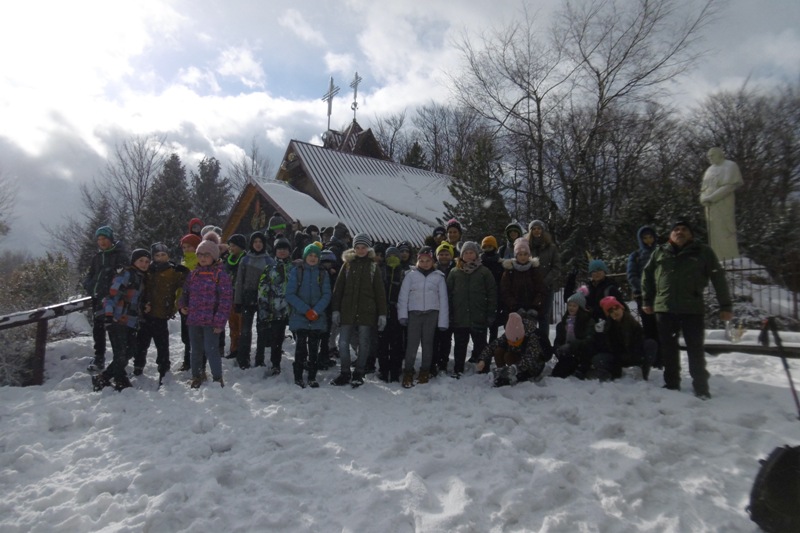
top-left (85, 215), bottom-right (657, 392)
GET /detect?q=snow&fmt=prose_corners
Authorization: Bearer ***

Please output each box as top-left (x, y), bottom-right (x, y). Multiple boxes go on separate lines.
top-left (257, 181), bottom-right (340, 229)
top-left (1, 316), bottom-right (800, 532)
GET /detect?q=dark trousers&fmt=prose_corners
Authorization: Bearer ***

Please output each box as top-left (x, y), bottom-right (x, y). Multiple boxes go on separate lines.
top-left (257, 319), bottom-right (287, 368)
top-left (635, 296), bottom-right (661, 365)
top-left (452, 327), bottom-right (487, 374)
top-left (137, 316), bottom-right (170, 374)
top-left (656, 312), bottom-right (709, 395)
top-left (592, 339), bottom-right (658, 381)
top-left (238, 306), bottom-right (265, 367)
top-left (181, 312), bottom-right (191, 366)
top-left (105, 323), bottom-right (137, 380)
top-left (538, 289), bottom-right (554, 338)
top-left (378, 319), bottom-right (405, 381)
top-left (91, 308), bottom-right (108, 362)
top-left (432, 327), bottom-right (453, 373)
top-left (294, 329), bottom-right (321, 381)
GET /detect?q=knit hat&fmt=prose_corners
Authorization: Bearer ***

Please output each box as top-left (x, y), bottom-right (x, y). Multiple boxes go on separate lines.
top-left (203, 231), bottom-right (221, 245)
top-left (274, 237), bottom-right (291, 250)
top-left (671, 219), bottom-right (693, 234)
top-left (227, 234), bottom-right (247, 250)
top-left (436, 242), bottom-right (454, 257)
top-left (131, 248), bottom-right (151, 263)
top-left (567, 291), bottom-right (587, 309)
top-left (418, 246), bottom-right (434, 258)
top-left (396, 241), bottom-right (411, 253)
top-left (599, 296), bottom-right (624, 315)
top-left (528, 220), bottom-right (546, 232)
top-left (353, 233), bottom-right (373, 248)
top-left (180, 234), bottom-right (202, 248)
top-left (505, 222), bottom-right (523, 240)
top-left (374, 242), bottom-right (388, 256)
top-left (432, 226), bottom-right (446, 237)
top-left (319, 249), bottom-right (337, 263)
top-left (513, 237), bottom-right (530, 256)
top-left (201, 225), bottom-right (222, 237)
top-left (460, 241), bottom-right (481, 258)
top-left (196, 239), bottom-right (220, 261)
top-left (446, 218), bottom-right (462, 233)
top-left (95, 226), bottom-right (114, 240)
top-left (268, 214), bottom-right (287, 232)
top-left (332, 222), bottom-right (348, 240)
top-left (151, 242), bottom-right (169, 255)
top-left (313, 241), bottom-right (323, 249)
top-left (303, 243), bottom-right (322, 259)
top-left (505, 312), bottom-right (525, 347)
top-left (481, 236), bottom-right (498, 250)
top-left (588, 259), bottom-right (608, 274)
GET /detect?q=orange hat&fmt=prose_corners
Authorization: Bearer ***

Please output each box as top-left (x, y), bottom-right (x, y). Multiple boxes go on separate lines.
top-left (481, 236), bottom-right (498, 250)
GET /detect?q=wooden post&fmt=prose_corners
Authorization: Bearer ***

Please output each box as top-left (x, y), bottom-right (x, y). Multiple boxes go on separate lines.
top-left (30, 320), bottom-right (49, 386)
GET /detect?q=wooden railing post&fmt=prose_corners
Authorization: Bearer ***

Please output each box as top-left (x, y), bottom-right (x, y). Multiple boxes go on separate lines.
top-left (30, 320), bottom-right (49, 386)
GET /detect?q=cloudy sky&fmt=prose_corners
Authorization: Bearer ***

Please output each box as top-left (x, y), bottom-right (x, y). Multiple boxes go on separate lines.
top-left (1, 0), bottom-right (798, 254)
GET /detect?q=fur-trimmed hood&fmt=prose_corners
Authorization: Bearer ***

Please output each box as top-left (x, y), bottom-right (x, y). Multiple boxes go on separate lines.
top-left (502, 256), bottom-right (540, 270)
top-left (342, 247), bottom-right (376, 264)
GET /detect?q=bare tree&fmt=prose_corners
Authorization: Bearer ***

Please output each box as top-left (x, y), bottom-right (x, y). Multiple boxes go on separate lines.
top-left (371, 111), bottom-right (409, 162)
top-left (0, 168), bottom-right (17, 239)
top-left (226, 137), bottom-right (275, 194)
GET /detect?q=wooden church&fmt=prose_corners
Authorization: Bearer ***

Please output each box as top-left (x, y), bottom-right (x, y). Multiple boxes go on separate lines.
top-left (222, 75), bottom-right (455, 246)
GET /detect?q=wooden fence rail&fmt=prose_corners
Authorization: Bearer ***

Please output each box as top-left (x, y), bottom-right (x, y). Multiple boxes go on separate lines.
top-left (0, 296), bottom-right (92, 386)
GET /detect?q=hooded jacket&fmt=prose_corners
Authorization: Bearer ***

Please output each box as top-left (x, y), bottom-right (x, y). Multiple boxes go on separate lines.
top-left (397, 266), bottom-right (449, 329)
top-left (500, 257), bottom-right (547, 316)
top-left (234, 232), bottom-right (274, 307)
top-left (83, 241), bottom-right (129, 304)
top-left (178, 263), bottom-right (232, 328)
top-left (331, 248), bottom-right (388, 326)
top-left (626, 225), bottom-right (656, 297)
top-left (447, 258), bottom-right (497, 328)
top-left (285, 260), bottom-right (331, 331)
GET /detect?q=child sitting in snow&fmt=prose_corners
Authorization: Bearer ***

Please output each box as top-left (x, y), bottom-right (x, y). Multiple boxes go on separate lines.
top-left (591, 296), bottom-right (656, 381)
top-left (475, 312), bottom-right (550, 387)
top-left (551, 289), bottom-right (596, 379)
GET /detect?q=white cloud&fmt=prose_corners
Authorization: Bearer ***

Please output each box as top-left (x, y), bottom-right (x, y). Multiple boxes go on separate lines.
top-left (324, 52), bottom-right (356, 75)
top-left (278, 8), bottom-right (326, 46)
top-left (215, 46), bottom-right (266, 89)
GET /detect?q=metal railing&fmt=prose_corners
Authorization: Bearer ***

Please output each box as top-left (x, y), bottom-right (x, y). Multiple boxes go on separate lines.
top-left (0, 296), bottom-right (93, 386)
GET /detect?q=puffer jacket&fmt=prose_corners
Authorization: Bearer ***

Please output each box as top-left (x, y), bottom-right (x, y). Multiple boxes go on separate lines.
top-left (235, 249), bottom-right (274, 307)
top-left (447, 260), bottom-right (497, 329)
top-left (178, 263), bottom-right (232, 329)
top-left (626, 225), bottom-right (656, 297)
top-left (397, 266), bottom-right (449, 329)
top-left (527, 230), bottom-right (561, 289)
top-left (257, 256), bottom-right (293, 322)
top-left (331, 248), bottom-right (388, 326)
top-left (500, 257), bottom-right (547, 316)
top-left (145, 261), bottom-right (189, 319)
top-left (103, 266), bottom-right (146, 329)
top-left (285, 261), bottom-right (331, 331)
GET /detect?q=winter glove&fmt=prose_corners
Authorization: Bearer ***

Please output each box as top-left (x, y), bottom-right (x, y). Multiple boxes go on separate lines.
top-left (332, 311), bottom-right (340, 327)
top-left (595, 319), bottom-right (606, 333)
top-left (377, 315), bottom-right (387, 332)
top-left (399, 318), bottom-right (408, 327)
top-left (305, 309), bottom-right (319, 321)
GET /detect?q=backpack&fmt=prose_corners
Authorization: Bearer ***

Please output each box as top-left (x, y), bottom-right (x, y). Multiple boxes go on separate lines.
top-left (747, 445), bottom-right (800, 532)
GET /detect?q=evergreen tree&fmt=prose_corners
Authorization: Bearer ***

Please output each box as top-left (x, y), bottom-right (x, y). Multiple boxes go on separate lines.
top-left (444, 134), bottom-right (510, 243)
top-left (191, 157), bottom-right (232, 229)
top-left (400, 141), bottom-right (429, 170)
top-left (136, 153), bottom-right (193, 256)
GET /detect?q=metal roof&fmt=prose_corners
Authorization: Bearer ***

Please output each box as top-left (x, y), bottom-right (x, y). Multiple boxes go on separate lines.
top-left (290, 141), bottom-right (454, 246)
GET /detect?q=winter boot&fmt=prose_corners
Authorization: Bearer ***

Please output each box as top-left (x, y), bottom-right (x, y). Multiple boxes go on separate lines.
top-left (133, 366), bottom-right (144, 376)
top-left (294, 378), bottom-right (307, 388)
top-left (213, 376), bottom-right (224, 388)
top-left (416, 370), bottom-right (430, 384)
top-left (350, 371), bottom-right (365, 388)
top-left (113, 376), bottom-right (133, 391)
top-left (91, 373), bottom-right (111, 391)
top-left (331, 372), bottom-right (351, 386)
top-left (402, 371), bottom-right (414, 389)
top-left (189, 376), bottom-right (202, 389)
top-left (308, 379), bottom-right (320, 388)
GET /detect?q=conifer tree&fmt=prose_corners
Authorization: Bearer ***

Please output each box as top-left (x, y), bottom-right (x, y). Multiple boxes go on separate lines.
top-left (400, 141), bottom-right (430, 170)
top-left (191, 157), bottom-right (232, 230)
top-left (444, 134), bottom-right (510, 243)
top-left (136, 153), bottom-right (193, 256)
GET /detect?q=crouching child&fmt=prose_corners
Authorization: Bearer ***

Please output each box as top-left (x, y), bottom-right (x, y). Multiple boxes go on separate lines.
top-left (475, 312), bottom-right (549, 387)
top-left (591, 296), bottom-right (656, 381)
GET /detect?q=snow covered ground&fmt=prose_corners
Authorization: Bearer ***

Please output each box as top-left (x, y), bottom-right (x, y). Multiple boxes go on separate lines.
top-left (1, 316), bottom-right (799, 532)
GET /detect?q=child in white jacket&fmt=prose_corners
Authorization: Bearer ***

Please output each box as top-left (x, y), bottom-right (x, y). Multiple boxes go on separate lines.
top-left (397, 246), bottom-right (449, 387)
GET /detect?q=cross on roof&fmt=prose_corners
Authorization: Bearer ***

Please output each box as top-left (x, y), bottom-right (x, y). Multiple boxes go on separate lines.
top-left (350, 71), bottom-right (362, 121)
top-left (321, 76), bottom-right (340, 130)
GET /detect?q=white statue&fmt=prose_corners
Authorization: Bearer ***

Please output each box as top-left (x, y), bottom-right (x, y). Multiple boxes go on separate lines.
top-left (700, 147), bottom-right (743, 260)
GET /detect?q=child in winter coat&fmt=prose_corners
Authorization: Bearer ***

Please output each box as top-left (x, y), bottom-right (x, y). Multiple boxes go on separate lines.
top-left (178, 233), bottom-right (202, 371)
top-left (83, 225), bottom-right (129, 372)
top-left (137, 243), bottom-right (188, 383)
top-left (92, 248), bottom-right (150, 391)
top-left (257, 237), bottom-right (293, 377)
top-left (526, 220), bottom-right (561, 335)
top-left (446, 241), bottom-right (497, 378)
top-left (498, 222), bottom-right (523, 260)
top-left (480, 236), bottom-right (505, 342)
top-left (285, 243), bottom-right (331, 388)
top-left (431, 241), bottom-right (456, 375)
top-left (178, 236), bottom-right (232, 388)
top-left (378, 246), bottom-right (406, 383)
top-left (475, 312), bottom-right (549, 387)
top-left (397, 246), bottom-right (448, 387)
top-left (317, 248), bottom-right (339, 369)
top-left (626, 225), bottom-right (660, 365)
top-left (585, 259), bottom-right (627, 323)
top-left (234, 231), bottom-right (274, 369)
top-left (551, 291), bottom-right (596, 379)
top-left (330, 233), bottom-right (388, 388)
top-left (500, 238), bottom-right (548, 326)
top-left (223, 233), bottom-right (247, 360)
top-left (445, 218), bottom-right (463, 257)
top-left (591, 296), bottom-right (656, 381)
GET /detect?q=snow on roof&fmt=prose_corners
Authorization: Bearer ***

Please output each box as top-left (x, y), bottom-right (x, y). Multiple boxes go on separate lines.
top-left (256, 180), bottom-right (340, 228)
top-left (291, 141), bottom-right (454, 246)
